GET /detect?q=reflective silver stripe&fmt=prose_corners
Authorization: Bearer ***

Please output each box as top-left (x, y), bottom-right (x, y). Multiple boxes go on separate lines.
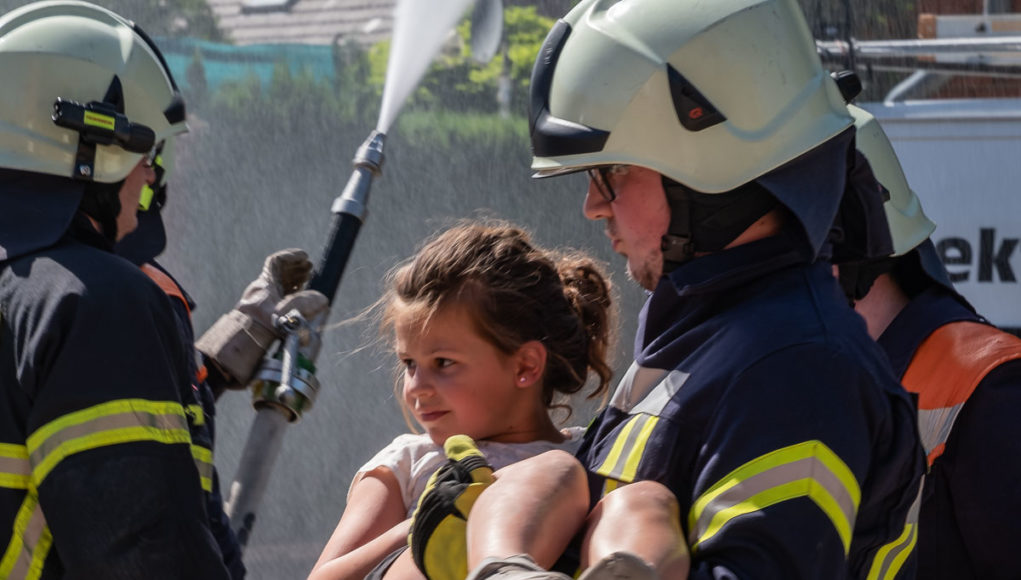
top-left (917, 404), bottom-right (964, 457)
top-left (866, 486), bottom-right (921, 580)
top-left (191, 444), bottom-right (214, 492)
top-left (0, 444), bottom-right (30, 490)
top-left (631, 370), bottom-right (688, 416)
top-left (594, 414), bottom-right (655, 481)
top-left (27, 400), bottom-right (191, 486)
top-left (688, 441), bottom-right (860, 554)
top-left (609, 363), bottom-right (669, 412)
top-left (689, 455), bottom-right (857, 547)
top-left (29, 410), bottom-right (188, 469)
top-left (0, 491), bottom-right (51, 580)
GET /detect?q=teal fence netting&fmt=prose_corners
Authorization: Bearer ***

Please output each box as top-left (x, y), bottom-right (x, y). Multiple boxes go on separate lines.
top-left (156, 36), bottom-right (342, 91)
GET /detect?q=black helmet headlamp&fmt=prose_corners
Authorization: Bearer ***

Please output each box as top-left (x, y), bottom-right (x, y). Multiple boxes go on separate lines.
top-left (52, 97), bottom-right (156, 153)
top-left (49, 20), bottom-right (184, 183)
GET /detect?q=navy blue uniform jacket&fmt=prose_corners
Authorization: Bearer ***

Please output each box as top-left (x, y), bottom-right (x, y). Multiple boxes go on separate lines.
top-left (0, 217), bottom-right (230, 579)
top-left (575, 233), bottom-right (924, 579)
top-left (878, 288), bottom-right (1021, 579)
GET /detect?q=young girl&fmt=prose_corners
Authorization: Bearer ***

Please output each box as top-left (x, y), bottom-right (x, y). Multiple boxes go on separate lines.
top-left (309, 220), bottom-right (615, 580)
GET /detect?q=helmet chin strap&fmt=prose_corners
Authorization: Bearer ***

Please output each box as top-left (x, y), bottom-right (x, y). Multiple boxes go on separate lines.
top-left (660, 176), bottom-right (779, 272)
top-left (73, 76), bottom-right (131, 243)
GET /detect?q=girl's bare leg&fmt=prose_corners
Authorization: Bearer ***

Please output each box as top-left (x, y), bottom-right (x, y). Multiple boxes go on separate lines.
top-left (466, 450), bottom-right (590, 569)
top-left (581, 481), bottom-right (690, 579)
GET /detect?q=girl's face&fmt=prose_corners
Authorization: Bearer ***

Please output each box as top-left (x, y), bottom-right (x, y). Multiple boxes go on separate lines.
top-left (395, 303), bottom-right (532, 446)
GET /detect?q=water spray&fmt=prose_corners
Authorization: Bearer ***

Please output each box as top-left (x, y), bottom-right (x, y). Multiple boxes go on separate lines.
top-left (225, 0), bottom-right (504, 551)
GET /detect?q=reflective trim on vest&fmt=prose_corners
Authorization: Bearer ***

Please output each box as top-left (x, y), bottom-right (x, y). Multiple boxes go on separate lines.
top-left (901, 321), bottom-right (1021, 467)
top-left (687, 440), bottom-right (860, 554)
top-left (191, 444), bottom-right (214, 492)
top-left (0, 443), bottom-right (30, 490)
top-left (0, 490), bottom-right (52, 580)
top-left (26, 399), bottom-right (192, 486)
top-left (594, 413), bottom-right (660, 487)
top-left (866, 485), bottom-right (921, 580)
top-left (186, 403), bottom-right (206, 427)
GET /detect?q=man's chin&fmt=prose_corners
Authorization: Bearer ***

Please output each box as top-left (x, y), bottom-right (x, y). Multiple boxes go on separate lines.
top-left (626, 263), bottom-right (660, 292)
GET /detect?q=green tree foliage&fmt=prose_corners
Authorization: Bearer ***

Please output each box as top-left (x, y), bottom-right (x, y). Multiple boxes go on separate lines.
top-left (365, 6), bottom-right (554, 117)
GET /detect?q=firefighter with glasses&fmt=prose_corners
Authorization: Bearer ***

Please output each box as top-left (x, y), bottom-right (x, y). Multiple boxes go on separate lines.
top-left (405, 1), bottom-right (925, 579)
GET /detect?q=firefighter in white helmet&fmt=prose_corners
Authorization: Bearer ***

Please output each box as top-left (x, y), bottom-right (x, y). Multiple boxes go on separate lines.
top-left (404, 1), bottom-right (925, 579)
top-left (0, 3), bottom-right (323, 577)
top-left (839, 105), bottom-right (1021, 580)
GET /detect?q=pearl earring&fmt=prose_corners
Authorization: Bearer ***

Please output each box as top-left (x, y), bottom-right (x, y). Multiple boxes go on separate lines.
top-left (519, 376), bottom-right (527, 383)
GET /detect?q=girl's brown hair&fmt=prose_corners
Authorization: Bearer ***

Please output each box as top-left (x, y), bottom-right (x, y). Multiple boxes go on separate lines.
top-left (381, 219), bottom-right (615, 413)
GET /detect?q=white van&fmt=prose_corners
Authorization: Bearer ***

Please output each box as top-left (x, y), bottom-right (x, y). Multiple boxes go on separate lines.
top-left (863, 98), bottom-right (1021, 331)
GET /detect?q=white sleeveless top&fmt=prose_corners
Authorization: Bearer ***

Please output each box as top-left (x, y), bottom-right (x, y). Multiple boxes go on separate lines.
top-left (349, 428), bottom-right (585, 517)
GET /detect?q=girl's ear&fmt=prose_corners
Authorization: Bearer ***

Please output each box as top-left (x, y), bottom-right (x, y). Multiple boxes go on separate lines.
top-left (514, 340), bottom-right (547, 388)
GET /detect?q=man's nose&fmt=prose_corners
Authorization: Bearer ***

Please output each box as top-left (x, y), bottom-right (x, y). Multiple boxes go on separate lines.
top-left (583, 182), bottom-right (611, 221)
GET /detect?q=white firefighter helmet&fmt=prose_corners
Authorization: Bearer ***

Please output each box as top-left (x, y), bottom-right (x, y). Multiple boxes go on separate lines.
top-left (848, 105), bottom-right (936, 256)
top-left (529, 0), bottom-right (853, 194)
top-left (0, 1), bottom-right (188, 184)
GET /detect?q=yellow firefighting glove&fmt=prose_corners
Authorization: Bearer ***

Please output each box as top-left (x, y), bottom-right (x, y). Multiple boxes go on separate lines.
top-left (409, 435), bottom-right (495, 580)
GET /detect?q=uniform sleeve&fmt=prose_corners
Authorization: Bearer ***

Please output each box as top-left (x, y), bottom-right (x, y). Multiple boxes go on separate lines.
top-left (18, 267), bottom-right (230, 579)
top-left (686, 344), bottom-right (922, 580)
top-left (939, 359), bottom-right (1021, 577)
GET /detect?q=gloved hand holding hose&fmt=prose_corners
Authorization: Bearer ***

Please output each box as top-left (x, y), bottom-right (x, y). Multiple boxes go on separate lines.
top-left (196, 249), bottom-right (329, 388)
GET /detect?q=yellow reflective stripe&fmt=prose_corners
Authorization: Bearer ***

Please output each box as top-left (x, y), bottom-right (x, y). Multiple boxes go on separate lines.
top-left (688, 440), bottom-right (861, 554)
top-left (0, 490), bottom-right (51, 580)
top-left (186, 404), bottom-right (206, 426)
top-left (867, 487), bottom-right (921, 580)
top-left (602, 478), bottom-right (621, 497)
top-left (866, 523), bottom-right (917, 580)
top-left (191, 444), bottom-right (214, 492)
top-left (27, 399), bottom-right (191, 486)
top-left (83, 111), bottom-right (115, 130)
top-left (594, 414), bottom-right (658, 483)
top-left (0, 444), bottom-right (30, 490)
top-left (594, 415), bottom-right (639, 478)
top-left (620, 416), bottom-right (658, 482)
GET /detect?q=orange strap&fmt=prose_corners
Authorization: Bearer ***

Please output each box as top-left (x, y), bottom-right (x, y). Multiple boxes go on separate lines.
top-left (901, 321), bottom-right (1021, 466)
top-left (140, 263), bottom-right (191, 317)
top-left (140, 264), bottom-right (209, 384)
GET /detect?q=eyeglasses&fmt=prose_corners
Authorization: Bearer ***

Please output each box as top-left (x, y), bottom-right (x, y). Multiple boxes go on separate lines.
top-left (586, 165), bottom-right (629, 202)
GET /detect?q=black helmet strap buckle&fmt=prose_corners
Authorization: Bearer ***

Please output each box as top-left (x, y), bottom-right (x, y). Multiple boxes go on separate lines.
top-left (662, 180), bottom-right (696, 271)
top-left (661, 176), bottom-right (780, 273)
top-left (51, 76), bottom-right (156, 181)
